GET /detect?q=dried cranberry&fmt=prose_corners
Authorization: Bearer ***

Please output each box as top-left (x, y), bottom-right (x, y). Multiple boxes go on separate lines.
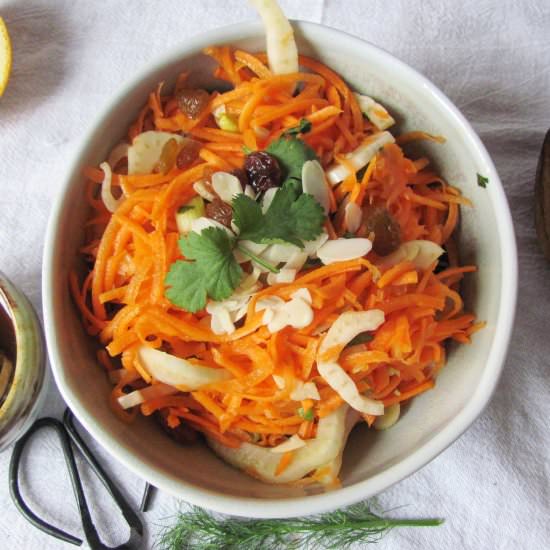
top-left (360, 205), bottom-right (401, 256)
top-left (230, 168), bottom-right (249, 190)
top-left (176, 139), bottom-right (202, 169)
top-left (206, 199), bottom-right (233, 227)
top-left (244, 151), bottom-right (282, 193)
top-left (176, 88), bottom-right (210, 119)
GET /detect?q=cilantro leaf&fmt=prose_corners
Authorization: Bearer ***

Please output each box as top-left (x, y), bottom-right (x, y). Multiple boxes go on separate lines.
top-left (283, 118), bottom-right (312, 137)
top-left (266, 136), bottom-right (318, 192)
top-left (164, 227), bottom-right (243, 312)
top-left (231, 194), bottom-right (264, 236)
top-left (165, 261), bottom-right (208, 313)
top-left (477, 173), bottom-right (489, 188)
top-left (233, 185), bottom-right (325, 248)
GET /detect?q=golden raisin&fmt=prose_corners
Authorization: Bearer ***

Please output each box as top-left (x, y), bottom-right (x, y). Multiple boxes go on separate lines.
top-left (176, 139), bottom-right (202, 169)
top-left (157, 138), bottom-right (180, 173)
top-left (176, 88), bottom-right (210, 119)
top-left (206, 199), bottom-right (233, 227)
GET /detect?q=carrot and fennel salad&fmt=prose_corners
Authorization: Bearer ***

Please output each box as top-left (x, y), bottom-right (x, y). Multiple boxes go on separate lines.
top-left (71, 1), bottom-right (482, 487)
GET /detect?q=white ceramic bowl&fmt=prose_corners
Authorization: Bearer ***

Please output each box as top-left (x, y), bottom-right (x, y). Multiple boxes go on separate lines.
top-left (43, 21), bottom-right (517, 518)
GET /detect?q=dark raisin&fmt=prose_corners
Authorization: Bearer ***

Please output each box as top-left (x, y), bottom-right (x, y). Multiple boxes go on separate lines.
top-left (361, 205), bottom-right (401, 256)
top-left (244, 151), bottom-right (282, 193)
top-left (230, 168), bottom-right (249, 190)
top-left (176, 88), bottom-right (210, 119)
top-left (206, 199), bottom-right (233, 227)
top-left (176, 139), bottom-right (202, 169)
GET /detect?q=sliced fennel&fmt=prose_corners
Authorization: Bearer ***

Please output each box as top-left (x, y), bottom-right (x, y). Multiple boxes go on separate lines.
top-left (249, 0), bottom-right (299, 75)
top-left (374, 403), bottom-right (401, 430)
top-left (379, 240), bottom-right (444, 270)
top-left (207, 405), bottom-right (355, 484)
top-left (326, 131), bottom-right (395, 185)
top-left (317, 310), bottom-right (385, 415)
top-left (137, 346), bottom-right (232, 389)
top-left (127, 131), bottom-right (184, 175)
top-left (354, 93), bottom-right (395, 131)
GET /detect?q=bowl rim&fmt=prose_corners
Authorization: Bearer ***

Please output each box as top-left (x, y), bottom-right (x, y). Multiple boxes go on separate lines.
top-left (42, 19), bottom-right (517, 518)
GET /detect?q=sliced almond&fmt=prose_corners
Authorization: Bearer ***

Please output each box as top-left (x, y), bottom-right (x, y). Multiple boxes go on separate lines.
top-left (302, 160), bottom-right (330, 214)
top-left (283, 297), bottom-right (313, 329)
top-left (303, 231), bottom-right (329, 255)
top-left (191, 216), bottom-right (233, 235)
top-left (233, 303), bottom-right (250, 322)
top-left (256, 296), bottom-right (286, 311)
top-left (262, 307), bottom-right (276, 325)
top-left (244, 184), bottom-right (257, 199)
top-left (267, 268), bottom-right (297, 285)
top-left (267, 308), bottom-right (290, 333)
top-left (210, 306), bottom-right (236, 335)
top-left (283, 250), bottom-right (308, 271)
top-left (317, 238), bottom-right (372, 265)
top-left (211, 171), bottom-right (243, 203)
top-left (193, 179), bottom-right (216, 202)
top-left (261, 243), bottom-right (298, 264)
top-left (291, 288), bottom-right (312, 304)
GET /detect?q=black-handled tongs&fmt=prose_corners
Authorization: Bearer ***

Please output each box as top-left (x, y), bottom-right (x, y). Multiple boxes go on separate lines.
top-left (9, 409), bottom-right (144, 549)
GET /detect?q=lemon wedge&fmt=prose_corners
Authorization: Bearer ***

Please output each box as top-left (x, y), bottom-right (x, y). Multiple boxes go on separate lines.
top-left (0, 17), bottom-right (12, 96)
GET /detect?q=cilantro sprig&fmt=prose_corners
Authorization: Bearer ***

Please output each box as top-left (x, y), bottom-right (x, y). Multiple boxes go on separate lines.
top-left (233, 185), bottom-right (324, 248)
top-left (165, 228), bottom-right (243, 313)
top-left (165, 175), bottom-right (325, 312)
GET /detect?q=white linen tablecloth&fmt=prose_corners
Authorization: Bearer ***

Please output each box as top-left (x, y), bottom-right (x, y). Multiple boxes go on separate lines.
top-left (1, 1), bottom-right (549, 548)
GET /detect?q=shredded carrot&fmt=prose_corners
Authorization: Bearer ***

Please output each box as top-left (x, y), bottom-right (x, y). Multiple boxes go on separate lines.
top-left (71, 45), bottom-right (480, 461)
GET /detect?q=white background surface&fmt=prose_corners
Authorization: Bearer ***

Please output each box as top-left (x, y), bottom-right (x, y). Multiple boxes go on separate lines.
top-left (1, 0), bottom-right (549, 548)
